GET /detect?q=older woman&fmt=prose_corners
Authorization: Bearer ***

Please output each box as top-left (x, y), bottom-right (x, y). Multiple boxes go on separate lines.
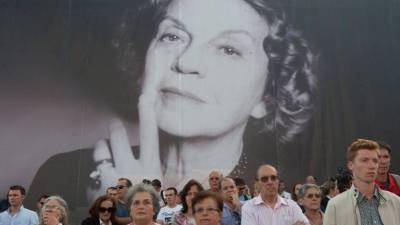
top-left (81, 195), bottom-right (119, 225)
top-left (39, 196), bottom-right (69, 225)
top-left (126, 183), bottom-right (161, 225)
top-left (172, 180), bottom-right (204, 225)
top-left (85, 0), bottom-right (317, 202)
top-left (192, 191), bottom-right (223, 225)
top-left (299, 184), bottom-right (323, 225)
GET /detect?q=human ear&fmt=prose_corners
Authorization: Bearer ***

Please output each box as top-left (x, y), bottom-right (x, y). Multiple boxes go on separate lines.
top-left (250, 101), bottom-right (267, 119)
top-left (347, 161), bottom-right (353, 171)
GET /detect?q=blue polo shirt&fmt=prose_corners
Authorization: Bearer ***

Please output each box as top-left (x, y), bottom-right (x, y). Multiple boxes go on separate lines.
top-left (0, 206), bottom-right (39, 225)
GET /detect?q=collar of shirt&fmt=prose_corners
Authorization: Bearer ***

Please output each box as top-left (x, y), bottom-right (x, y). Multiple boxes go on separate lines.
top-left (253, 194), bottom-right (288, 209)
top-left (99, 219), bottom-right (111, 225)
top-left (353, 185), bottom-right (381, 203)
top-left (7, 205), bottom-right (23, 214)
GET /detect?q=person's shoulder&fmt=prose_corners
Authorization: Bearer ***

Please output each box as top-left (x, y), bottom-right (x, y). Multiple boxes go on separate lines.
top-left (21, 206), bottom-right (37, 215)
top-left (242, 196), bottom-right (259, 209)
top-left (81, 217), bottom-right (98, 225)
top-left (328, 189), bottom-right (352, 206)
top-left (380, 188), bottom-right (400, 201)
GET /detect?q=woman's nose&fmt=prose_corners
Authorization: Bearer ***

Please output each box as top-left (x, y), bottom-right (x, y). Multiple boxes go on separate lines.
top-left (172, 44), bottom-right (206, 77)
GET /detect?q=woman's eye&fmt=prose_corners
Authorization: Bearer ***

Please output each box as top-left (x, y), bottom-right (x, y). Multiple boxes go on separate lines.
top-left (219, 46), bottom-right (241, 56)
top-left (159, 33), bottom-right (181, 43)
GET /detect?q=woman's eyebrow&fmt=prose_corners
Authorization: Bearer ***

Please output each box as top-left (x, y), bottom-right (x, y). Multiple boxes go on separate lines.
top-left (215, 30), bottom-right (255, 42)
top-left (160, 16), bottom-right (187, 31)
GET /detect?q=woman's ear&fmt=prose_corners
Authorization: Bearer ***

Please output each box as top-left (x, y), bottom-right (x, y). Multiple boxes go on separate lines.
top-left (250, 101), bottom-right (267, 119)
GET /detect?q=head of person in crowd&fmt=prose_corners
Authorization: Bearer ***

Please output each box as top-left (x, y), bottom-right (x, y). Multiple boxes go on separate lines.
top-left (208, 171), bottom-right (223, 192)
top-left (36, 194), bottom-right (49, 212)
top-left (252, 178), bottom-right (261, 197)
top-left (291, 183), bottom-right (303, 202)
top-left (7, 185), bottom-right (26, 209)
top-left (192, 191), bottom-right (223, 225)
top-left (305, 175), bottom-right (317, 185)
top-left (116, 177), bottom-right (132, 201)
top-left (106, 187), bottom-right (118, 200)
top-left (278, 180), bottom-right (286, 194)
top-left (335, 167), bottom-right (353, 193)
top-left (151, 179), bottom-right (162, 192)
top-left (142, 179), bottom-right (152, 185)
top-left (39, 195), bottom-right (69, 225)
top-left (126, 183), bottom-right (161, 224)
top-left (299, 184), bottom-right (322, 211)
top-left (256, 164), bottom-right (280, 201)
top-left (321, 177), bottom-right (338, 198)
top-left (87, 195), bottom-right (117, 224)
top-left (234, 177), bottom-right (251, 200)
top-left (220, 177), bottom-right (239, 203)
top-left (164, 187), bottom-right (178, 207)
top-left (180, 179), bottom-right (204, 215)
top-left (298, 184), bottom-right (323, 224)
top-left (376, 140), bottom-right (392, 177)
top-left (347, 139), bottom-right (380, 187)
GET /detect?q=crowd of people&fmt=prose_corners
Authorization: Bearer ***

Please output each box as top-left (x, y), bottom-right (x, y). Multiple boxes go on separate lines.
top-left (1, 139), bottom-right (400, 225)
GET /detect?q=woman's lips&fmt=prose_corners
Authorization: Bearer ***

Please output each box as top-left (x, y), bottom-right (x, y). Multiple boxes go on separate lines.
top-left (161, 86), bottom-right (207, 103)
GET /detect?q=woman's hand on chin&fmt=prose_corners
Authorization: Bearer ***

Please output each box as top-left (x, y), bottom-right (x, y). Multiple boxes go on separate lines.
top-left (86, 117), bottom-right (162, 202)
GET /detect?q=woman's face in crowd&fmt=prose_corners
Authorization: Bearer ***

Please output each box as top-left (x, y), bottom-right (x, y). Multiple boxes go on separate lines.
top-left (301, 187), bottom-right (321, 210)
top-left (130, 192), bottom-right (155, 223)
top-left (185, 185), bottom-right (200, 209)
top-left (98, 200), bottom-right (114, 222)
top-left (193, 197), bottom-right (221, 225)
top-left (145, 0), bottom-right (270, 137)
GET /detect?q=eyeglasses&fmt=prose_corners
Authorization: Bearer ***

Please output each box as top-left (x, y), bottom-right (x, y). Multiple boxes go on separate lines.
top-left (305, 193), bottom-right (321, 199)
top-left (99, 207), bottom-right (116, 213)
top-left (194, 207), bottom-right (220, 214)
top-left (116, 185), bottom-right (127, 189)
top-left (259, 175), bottom-right (278, 182)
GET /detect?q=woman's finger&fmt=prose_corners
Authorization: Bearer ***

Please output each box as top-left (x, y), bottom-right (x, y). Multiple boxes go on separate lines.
top-left (109, 119), bottom-right (136, 172)
top-left (138, 94), bottom-right (162, 176)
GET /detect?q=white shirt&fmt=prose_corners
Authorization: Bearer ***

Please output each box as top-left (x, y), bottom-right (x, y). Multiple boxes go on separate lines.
top-left (242, 195), bottom-right (309, 225)
top-left (156, 204), bottom-right (182, 224)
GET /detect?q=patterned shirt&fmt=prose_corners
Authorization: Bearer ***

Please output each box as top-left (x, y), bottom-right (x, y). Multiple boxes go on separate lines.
top-left (356, 187), bottom-right (383, 225)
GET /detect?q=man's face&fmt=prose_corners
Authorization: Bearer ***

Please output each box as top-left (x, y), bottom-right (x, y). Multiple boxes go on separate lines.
top-left (257, 166), bottom-right (279, 198)
top-left (208, 171), bottom-right (222, 191)
top-left (348, 149), bottom-right (379, 184)
top-left (8, 190), bottom-right (24, 207)
top-left (278, 181), bottom-right (286, 193)
top-left (107, 188), bottom-right (118, 200)
top-left (164, 189), bottom-right (177, 206)
top-left (116, 180), bottom-right (129, 200)
top-left (378, 148), bottom-right (391, 175)
top-left (36, 197), bottom-right (46, 211)
top-left (221, 178), bottom-right (238, 201)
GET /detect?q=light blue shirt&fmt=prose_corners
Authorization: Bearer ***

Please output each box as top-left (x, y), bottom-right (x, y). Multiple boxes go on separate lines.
top-left (0, 205), bottom-right (39, 225)
top-left (221, 202), bottom-right (242, 225)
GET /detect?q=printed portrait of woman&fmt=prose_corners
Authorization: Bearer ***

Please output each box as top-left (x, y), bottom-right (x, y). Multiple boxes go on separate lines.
top-left (26, 0), bottom-right (316, 212)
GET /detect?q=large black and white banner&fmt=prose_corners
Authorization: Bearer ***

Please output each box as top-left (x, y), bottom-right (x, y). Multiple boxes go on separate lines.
top-left (1, 0), bottom-right (399, 223)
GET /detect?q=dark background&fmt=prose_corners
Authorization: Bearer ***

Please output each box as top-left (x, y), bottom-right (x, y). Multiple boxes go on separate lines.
top-left (1, 0), bottom-right (400, 223)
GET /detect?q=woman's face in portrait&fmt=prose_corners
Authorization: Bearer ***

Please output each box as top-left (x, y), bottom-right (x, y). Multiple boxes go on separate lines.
top-left (145, 0), bottom-right (270, 137)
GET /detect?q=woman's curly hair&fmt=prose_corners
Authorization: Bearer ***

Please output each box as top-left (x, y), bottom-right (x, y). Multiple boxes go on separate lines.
top-left (113, 0), bottom-right (317, 143)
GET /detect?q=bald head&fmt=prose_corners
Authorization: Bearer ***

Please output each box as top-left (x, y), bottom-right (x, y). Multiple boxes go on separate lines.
top-left (257, 165), bottom-right (279, 199)
top-left (208, 170), bottom-right (223, 192)
top-left (257, 165), bottom-right (278, 179)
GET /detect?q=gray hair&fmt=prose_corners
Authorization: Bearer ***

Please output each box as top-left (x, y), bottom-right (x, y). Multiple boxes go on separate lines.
top-left (298, 184), bottom-right (321, 199)
top-left (39, 195), bottom-right (69, 225)
top-left (126, 183), bottom-right (161, 218)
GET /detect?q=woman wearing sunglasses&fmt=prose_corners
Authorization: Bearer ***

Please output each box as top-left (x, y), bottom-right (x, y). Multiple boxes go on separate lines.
top-left (298, 184), bottom-right (323, 225)
top-left (81, 195), bottom-right (119, 225)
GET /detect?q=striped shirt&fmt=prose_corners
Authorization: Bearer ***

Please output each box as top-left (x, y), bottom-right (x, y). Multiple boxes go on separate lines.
top-left (242, 195), bottom-right (309, 225)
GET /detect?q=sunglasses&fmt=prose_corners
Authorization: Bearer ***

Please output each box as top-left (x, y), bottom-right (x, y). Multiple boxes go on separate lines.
top-left (305, 193), bottom-right (321, 199)
top-left (259, 175), bottom-right (278, 182)
top-left (116, 185), bottom-right (127, 189)
top-left (99, 207), bottom-right (116, 213)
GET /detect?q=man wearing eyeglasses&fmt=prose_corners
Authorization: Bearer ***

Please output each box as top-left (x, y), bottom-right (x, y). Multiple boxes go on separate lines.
top-left (242, 164), bottom-right (309, 225)
top-left (0, 185), bottom-right (39, 225)
top-left (115, 178), bottom-right (132, 225)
